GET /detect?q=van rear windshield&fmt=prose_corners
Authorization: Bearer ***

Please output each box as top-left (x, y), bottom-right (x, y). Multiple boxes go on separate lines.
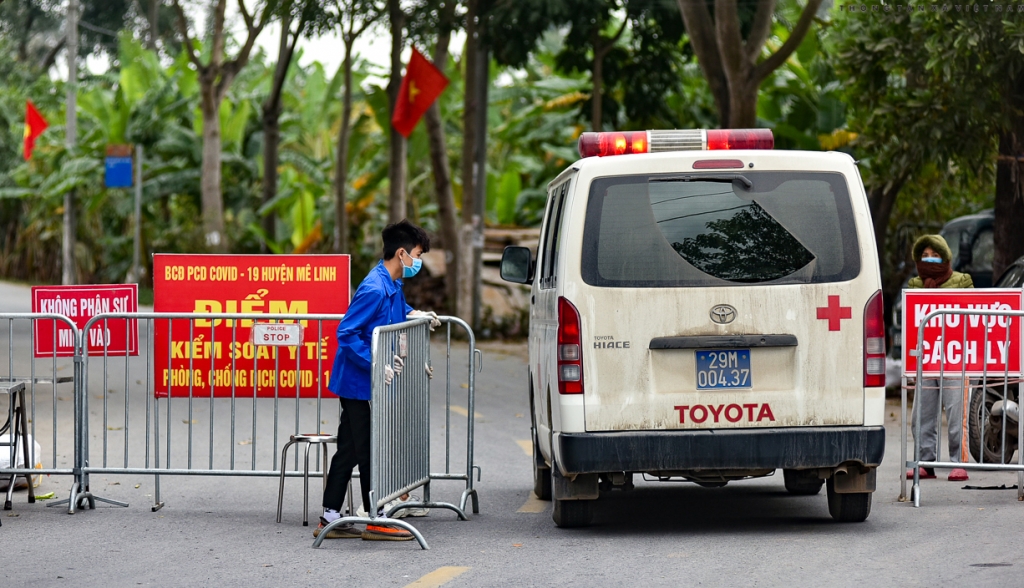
top-left (581, 171), bottom-right (860, 287)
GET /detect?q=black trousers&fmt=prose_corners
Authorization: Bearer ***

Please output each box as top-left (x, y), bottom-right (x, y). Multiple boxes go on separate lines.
top-left (322, 397), bottom-right (372, 513)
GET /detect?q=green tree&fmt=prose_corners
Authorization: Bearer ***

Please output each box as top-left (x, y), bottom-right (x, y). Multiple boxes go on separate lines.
top-left (171, 0), bottom-right (275, 252)
top-left (260, 0), bottom-right (331, 248)
top-left (834, 4), bottom-right (1004, 276)
top-left (328, 0), bottom-right (383, 254)
top-left (677, 0), bottom-right (825, 128)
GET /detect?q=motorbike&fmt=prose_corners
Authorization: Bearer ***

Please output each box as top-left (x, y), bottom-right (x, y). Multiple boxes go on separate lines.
top-left (969, 383), bottom-right (1021, 464)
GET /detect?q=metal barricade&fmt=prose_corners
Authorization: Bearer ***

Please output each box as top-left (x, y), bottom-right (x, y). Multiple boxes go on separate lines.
top-left (73, 312), bottom-right (346, 513)
top-left (70, 311), bottom-right (482, 529)
top-left (314, 318), bottom-right (466, 550)
top-left (901, 307), bottom-right (1024, 506)
top-left (432, 316), bottom-right (481, 515)
top-left (0, 313), bottom-right (80, 512)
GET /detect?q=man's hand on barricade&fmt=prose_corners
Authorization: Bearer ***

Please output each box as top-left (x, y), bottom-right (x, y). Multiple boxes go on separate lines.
top-left (408, 310), bottom-right (441, 331)
top-left (383, 356), bottom-right (404, 386)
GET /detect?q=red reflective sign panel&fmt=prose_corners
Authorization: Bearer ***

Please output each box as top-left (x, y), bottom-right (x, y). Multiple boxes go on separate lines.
top-left (152, 254), bottom-right (350, 398)
top-left (902, 289), bottom-right (1023, 378)
top-left (31, 284), bottom-right (139, 357)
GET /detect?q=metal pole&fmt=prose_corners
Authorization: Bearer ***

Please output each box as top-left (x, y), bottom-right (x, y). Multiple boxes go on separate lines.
top-left (470, 42), bottom-right (489, 331)
top-left (63, 0), bottom-right (79, 285)
top-left (130, 144), bottom-right (144, 283)
top-left (386, 0), bottom-right (406, 223)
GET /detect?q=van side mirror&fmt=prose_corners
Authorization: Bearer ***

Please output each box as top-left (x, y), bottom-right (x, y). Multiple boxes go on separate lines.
top-left (500, 246), bottom-right (533, 284)
top-left (959, 231), bottom-right (973, 268)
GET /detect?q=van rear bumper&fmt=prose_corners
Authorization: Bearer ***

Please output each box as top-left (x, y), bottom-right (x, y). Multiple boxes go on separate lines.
top-left (555, 426), bottom-right (885, 475)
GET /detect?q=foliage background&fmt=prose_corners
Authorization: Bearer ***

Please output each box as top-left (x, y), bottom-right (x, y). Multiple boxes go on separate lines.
top-left (0, 2), bottom-right (1002, 319)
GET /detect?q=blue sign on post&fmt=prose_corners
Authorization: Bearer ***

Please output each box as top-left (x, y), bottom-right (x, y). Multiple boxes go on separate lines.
top-left (105, 144), bottom-right (133, 188)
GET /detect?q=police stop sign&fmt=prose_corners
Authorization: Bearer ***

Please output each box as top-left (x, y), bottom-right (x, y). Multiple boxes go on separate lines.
top-left (902, 289), bottom-right (1022, 378)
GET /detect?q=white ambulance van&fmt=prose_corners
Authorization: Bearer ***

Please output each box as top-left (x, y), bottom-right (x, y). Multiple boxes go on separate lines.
top-left (500, 129), bottom-right (885, 528)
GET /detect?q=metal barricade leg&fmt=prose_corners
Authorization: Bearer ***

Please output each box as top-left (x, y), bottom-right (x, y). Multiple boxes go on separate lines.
top-left (312, 514), bottom-right (429, 550)
top-left (276, 439), bottom-right (297, 523)
top-left (900, 376), bottom-right (908, 502)
top-left (322, 445), bottom-right (329, 496)
top-left (346, 478), bottom-right (354, 515)
top-left (20, 389), bottom-right (35, 505)
top-left (303, 441), bottom-right (312, 527)
top-left (4, 389), bottom-right (33, 510)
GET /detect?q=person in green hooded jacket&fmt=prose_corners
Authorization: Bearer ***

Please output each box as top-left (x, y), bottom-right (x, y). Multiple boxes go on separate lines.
top-left (907, 234), bottom-right (973, 483)
top-left (907, 234), bottom-right (974, 289)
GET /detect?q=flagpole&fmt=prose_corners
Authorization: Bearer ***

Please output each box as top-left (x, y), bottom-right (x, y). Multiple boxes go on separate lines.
top-left (62, 0), bottom-right (78, 285)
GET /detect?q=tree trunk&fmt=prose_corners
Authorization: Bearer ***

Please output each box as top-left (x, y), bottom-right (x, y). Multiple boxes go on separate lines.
top-left (458, 0), bottom-right (480, 321)
top-left (18, 9), bottom-right (36, 62)
top-left (171, 0), bottom-right (267, 254)
top-left (676, 0), bottom-right (730, 127)
top-left (591, 51), bottom-right (603, 132)
top-left (727, 77), bottom-right (759, 129)
top-left (200, 84), bottom-right (227, 252)
top-left (148, 0), bottom-right (160, 50)
top-left (867, 171), bottom-right (908, 277)
top-left (333, 40), bottom-right (355, 254)
top-left (590, 20), bottom-right (626, 132)
top-left (425, 16), bottom-right (460, 309)
top-left (471, 47), bottom-right (489, 330)
top-left (261, 106), bottom-right (280, 250)
top-left (387, 0), bottom-right (407, 224)
top-left (678, 0), bottom-right (821, 129)
top-left (261, 12), bottom-right (292, 251)
top-left (994, 130), bottom-right (1024, 279)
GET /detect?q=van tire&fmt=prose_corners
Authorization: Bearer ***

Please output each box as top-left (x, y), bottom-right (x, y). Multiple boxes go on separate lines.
top-left (826, 478), bottom-right (871, 522)
top-left (783, 469), bottom-right (824, 495)
top-left (533, 429), bottom-right (552, 501)
top-left (552, 498), bottom-right (593, 528)
top-left (530, 380), bottom-right (552, 501)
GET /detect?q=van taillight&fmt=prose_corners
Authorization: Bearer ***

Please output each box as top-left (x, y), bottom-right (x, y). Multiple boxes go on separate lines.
top-left (557, 297), bottom-right (584, 394)
top-left (864, 290), bottom-right (885, 387)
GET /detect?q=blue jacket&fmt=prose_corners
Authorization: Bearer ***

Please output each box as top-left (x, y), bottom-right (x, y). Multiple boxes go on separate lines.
top-left (327, 261), bottom-right (413, 400)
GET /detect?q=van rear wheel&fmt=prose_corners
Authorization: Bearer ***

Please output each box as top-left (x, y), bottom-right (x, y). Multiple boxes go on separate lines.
top-left (552, 498), bottom-right (593, 528)
top-left (532, 429), bottom-right (552, 501)
top-left (783, 469), bottom-right (824, 495)
top-left (826, 478), bottom-right (871, 522)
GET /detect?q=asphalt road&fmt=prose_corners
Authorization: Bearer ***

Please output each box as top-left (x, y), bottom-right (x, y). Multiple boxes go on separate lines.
top-left (3, 279), bottom-right (1024, 587)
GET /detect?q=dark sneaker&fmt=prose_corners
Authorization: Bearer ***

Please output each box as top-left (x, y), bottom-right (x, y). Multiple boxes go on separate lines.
top-left (313, 517), bottom-right (361, 539)
top-left (362, 523), bottom-right (414, 541)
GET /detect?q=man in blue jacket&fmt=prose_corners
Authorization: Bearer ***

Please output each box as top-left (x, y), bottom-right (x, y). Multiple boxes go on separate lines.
top-left (315, 220), bottom-right (439, 541)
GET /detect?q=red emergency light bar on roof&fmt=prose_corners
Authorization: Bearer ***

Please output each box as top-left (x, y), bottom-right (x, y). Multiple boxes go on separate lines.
top-left (577, 128), bottom-right (774, 158)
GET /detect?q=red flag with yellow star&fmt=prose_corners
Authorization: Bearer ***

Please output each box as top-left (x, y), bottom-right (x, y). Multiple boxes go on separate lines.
top-left (24, 100), bottom-right (48, 160)
top-left (391, 47), bottom-right (449, 138)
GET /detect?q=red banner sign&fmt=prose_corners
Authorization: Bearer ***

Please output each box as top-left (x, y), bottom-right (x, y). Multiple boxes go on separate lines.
top-left (31, 285), bottom-right (139, 357)
top-left (902, 289), bottom-right (1022, 377)
top-left (153, 254), bottom-right (350, 398)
